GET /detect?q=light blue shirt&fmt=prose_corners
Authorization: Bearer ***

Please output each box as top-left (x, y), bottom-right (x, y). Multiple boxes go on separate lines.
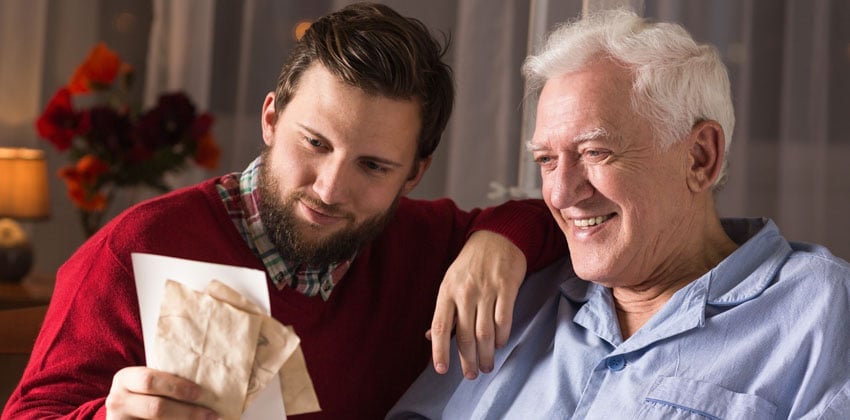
top-left (389, 219), bottom-right (850, 419)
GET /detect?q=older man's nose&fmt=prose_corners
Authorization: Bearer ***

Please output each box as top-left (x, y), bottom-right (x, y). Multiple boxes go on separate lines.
top-left (548, 159), bottom-right (592, 209)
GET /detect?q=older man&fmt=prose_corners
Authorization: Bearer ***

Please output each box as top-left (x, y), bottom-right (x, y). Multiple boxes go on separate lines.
top-left (390, 9), bottom-right (850, 419)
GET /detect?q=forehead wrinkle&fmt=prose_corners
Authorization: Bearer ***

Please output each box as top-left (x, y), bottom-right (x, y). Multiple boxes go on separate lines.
top-left (574, 127), bottom-right (609, 143)
top-left (527, 126), bottom-right (613, 152)
top-left (527, 122), bottom-right (571, 151)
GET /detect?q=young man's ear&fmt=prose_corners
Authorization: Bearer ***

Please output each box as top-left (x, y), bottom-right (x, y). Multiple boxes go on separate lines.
top-left (261, 92), bottom-right (277, 146)
top-left (686, 120), bottom-right (725, 192)
top-left (402, 156), bottom-right (432, 195)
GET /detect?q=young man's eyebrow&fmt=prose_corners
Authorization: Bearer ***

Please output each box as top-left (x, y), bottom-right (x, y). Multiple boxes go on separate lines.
top-left (297, 122), bottom-right (404, 168)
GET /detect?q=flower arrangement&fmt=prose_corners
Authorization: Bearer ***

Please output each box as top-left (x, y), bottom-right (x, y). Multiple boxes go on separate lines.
top-left (35, 42), bottom-right (220, 236)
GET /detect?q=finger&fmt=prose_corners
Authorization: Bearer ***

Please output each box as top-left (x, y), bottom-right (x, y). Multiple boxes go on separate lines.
top-left (115, 366), bottom-right (201, 401)
top-left (108, 392), bottom-right (218, 420)
top-left (494, 289), bottom-right (516, 349)
top-left (475, 297), bottom-right (497, 374)
top-left (454, 298), bottom-right (479, 380)
top-left (429, 293), bottom-right (457, 374)
top-left (107, 367), bottom-right (217, 420)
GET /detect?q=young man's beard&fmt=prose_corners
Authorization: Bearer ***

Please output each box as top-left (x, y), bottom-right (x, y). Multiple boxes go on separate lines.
top-left (257, 153), bottom-right (399, 267)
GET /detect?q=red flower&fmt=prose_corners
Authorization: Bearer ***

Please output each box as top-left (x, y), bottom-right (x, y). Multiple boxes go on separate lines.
top-left (68, 42), bottom-right (129, 94)
top-left (35, 43), bottom-right (217, 220)
top-left (192, 113), bottom-right (214, 139)
top-left (82, 105), bottom-right (132, 157)
top-left (35, 88), bottom-right (81, 151)
top-left (132, 92), bottom-right (197, 150)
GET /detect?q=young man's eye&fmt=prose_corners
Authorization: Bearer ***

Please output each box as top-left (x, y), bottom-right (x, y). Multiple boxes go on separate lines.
top-left (362, 160), bottom-right (388, 173)
top-left (307, 138), bottom-right (323, 148)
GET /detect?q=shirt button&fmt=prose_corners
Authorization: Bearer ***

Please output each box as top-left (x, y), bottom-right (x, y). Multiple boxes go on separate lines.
top-left (606, 355), bottom-right (626, 371)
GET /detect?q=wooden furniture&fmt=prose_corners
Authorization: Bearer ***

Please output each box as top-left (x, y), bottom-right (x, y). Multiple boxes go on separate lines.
top-left (0, 304), bottom-right (47, 354)
top-left (0, 272), bottom-right (52, 407)
top-left (0, 271), bottom-right (53, 310)
top-left (0, 304), bottom-right (48, 407)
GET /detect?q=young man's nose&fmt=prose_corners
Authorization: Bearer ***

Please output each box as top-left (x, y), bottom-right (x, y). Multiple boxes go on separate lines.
top-left (312, 161), bottom-right (349, 205)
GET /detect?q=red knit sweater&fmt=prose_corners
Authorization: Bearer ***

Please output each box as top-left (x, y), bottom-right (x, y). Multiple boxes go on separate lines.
top-left (2, 178), bottom-right (566, 419)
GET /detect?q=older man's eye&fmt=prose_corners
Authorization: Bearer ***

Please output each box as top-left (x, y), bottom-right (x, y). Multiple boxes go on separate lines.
top-left (583, 149), bottom-right (610, 162)
top-left (534, 155), bottom-right (553, 165)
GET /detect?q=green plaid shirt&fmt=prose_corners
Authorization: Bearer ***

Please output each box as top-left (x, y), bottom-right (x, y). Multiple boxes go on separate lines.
top-left (216, 157), bottom-right (352, 300)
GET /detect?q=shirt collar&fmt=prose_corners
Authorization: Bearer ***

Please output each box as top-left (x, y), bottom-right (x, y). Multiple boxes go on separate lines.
top-left (559, 218), bottom-right (791, 305)
top-left (704, 218), bottom-right (793, 305)
top-left (217, 156), bottom-right (354, 300)
top-left (559, 218), bottom-right (793, 347)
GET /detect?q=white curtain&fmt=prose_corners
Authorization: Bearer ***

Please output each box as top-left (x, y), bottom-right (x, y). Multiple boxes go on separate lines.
top-left (0, 0), bottom-right (101, 275)
top-left (645, 0), bottom-right (850, 259)
top-left (1, 0), bottom-right (847, 275)
top-left (144, 0), bottom-right (216, 192)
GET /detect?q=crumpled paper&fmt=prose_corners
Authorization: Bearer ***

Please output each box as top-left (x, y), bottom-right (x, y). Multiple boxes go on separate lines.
top-left (152, 279), bottom-right (321, 419)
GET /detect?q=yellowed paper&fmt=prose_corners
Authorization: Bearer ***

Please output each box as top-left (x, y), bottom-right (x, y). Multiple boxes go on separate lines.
top-left (205, 281), bottom-right (301, 410)
top-left (205, 279), bottom-right (265, 314)
top-left (154, 280), bottom-right (261, 420)
top-left (279, 346), bottom-right (322, 416)
top-left (153, 279), bottom-right (321, 418)
top-left (132, 254), bottom-right (288, 418)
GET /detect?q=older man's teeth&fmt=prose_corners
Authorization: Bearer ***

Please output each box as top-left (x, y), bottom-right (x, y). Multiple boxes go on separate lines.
top-left (573, 214), bottom-right (612, 227)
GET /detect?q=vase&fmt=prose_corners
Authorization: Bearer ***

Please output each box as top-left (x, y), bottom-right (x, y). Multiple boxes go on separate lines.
top-left (79, 208), bottom-right (108, 238)
top-left (77, 188), bottom-right (114, 238)
top-left (77, 184), bottom-right (169, 238)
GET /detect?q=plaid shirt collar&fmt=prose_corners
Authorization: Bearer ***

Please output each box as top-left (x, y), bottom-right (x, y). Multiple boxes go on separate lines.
top-left (216, 157), bottom-right (353, 300)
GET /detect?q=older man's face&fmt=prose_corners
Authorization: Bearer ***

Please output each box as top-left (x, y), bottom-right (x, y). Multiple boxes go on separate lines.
top-left (529, 59), bottom-right (695, 287)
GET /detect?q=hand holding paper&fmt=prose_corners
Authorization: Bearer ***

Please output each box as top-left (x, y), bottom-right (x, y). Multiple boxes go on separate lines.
top-left (132, 253), bottom-right (321, 420)
top-left (153, 280), bottom-right (265, 419)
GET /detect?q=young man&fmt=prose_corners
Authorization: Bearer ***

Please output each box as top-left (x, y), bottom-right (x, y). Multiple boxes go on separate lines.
top-left (390, 9), bottom-right (850, 419)
top-left (2, 3), bottom-right (565, 419)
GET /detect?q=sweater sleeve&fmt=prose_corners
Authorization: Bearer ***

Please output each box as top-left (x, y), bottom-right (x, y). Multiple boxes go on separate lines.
top-left (2, 181), bottom-right (251, 420)
top-left (468, 199), bottom-right (567, 271)
top-left (2, 231), bottom-right (143, 420)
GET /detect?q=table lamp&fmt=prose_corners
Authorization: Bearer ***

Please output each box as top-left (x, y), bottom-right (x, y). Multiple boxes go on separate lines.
top-left (0, 148), bottom-right (50, 283)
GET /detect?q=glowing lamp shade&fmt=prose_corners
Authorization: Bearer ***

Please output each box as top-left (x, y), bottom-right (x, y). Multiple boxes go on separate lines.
top-left (0, 148), bottom-right (50, 282)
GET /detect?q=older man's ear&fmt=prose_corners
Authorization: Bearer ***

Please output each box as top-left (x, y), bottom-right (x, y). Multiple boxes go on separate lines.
top-left (686, 120), bottom-right (726, 192)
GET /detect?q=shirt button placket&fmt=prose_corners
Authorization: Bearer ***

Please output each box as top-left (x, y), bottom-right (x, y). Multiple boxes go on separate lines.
top-left (606, 355), bottom-right (626, 371)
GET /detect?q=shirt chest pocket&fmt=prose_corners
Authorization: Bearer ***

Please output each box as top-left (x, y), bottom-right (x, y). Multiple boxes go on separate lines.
top-left (633, 376), bottom-right (777, 420)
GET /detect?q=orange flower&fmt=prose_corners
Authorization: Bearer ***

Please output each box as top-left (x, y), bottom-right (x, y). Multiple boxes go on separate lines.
top-left (65, 183), bottom-right (108, 212)
top-left (67, 42), bottom-right (130, 94)
top-left (58, 155), bottom-right (110, 211)
top-left (75, 155), bottom-right (110, 184)
top-left (194, 132), bottom-right (221, 170)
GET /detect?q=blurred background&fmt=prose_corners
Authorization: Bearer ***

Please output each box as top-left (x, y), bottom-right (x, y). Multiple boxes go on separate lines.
top-left (1, 0), bottom-right (848, 277)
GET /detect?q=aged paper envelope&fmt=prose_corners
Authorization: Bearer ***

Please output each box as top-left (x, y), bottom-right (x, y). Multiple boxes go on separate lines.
top-left (204, 280), bottom-right (301, 410)
top-left (155, 280), bottom-right (262, 420)
top-left (132, 253), bottom-right (286, 419)
top-left (132, 253), bottom-right (321, 418)
top-left (279, 346), bottom-right (322, 415)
